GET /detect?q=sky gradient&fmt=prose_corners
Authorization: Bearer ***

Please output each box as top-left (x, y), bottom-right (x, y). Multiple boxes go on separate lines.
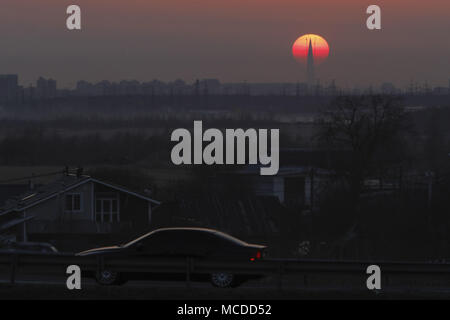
top-left (1, 0), bottom-right (449, 88)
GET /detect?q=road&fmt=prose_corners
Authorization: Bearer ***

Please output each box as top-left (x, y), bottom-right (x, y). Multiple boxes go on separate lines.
top-left (1, 274), bottom-right (450, 299)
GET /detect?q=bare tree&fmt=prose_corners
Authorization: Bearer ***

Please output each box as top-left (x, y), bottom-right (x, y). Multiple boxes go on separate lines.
top-left (317, 95), bottom-right (409, 239)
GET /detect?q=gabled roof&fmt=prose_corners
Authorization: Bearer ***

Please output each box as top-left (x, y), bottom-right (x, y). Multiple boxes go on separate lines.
top-left (0, 216), bottom-right (34, 232)
top-left (0, 174), bottom-right (160, 216)
top-left (0, 184), bottom-right (33, 207)
top-left (89, 178), bottom-right (160, 204)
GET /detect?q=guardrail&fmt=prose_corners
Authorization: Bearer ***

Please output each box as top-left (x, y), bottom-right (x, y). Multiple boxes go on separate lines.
top-left (1, 252), bottom-right (450, 289)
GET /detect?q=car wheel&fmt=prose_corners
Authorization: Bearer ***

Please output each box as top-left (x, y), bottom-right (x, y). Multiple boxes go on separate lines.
top-left (211, 272), bottom-right (234, 288)
top-left (96, 270), bottom-right (121, 286)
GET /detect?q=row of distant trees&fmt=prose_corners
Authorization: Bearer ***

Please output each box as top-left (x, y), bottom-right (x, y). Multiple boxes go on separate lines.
top-left (313, 95), bottom-right (450, 260)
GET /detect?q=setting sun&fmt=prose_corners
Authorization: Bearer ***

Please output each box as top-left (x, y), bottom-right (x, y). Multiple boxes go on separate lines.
top-left (292, 34), bottom-right (330, 65)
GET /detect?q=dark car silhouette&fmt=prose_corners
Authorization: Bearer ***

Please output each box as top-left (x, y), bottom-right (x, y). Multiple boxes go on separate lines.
top-left (0, 241), bottom-right (58, 255)
top-left (77, 227), bottom-right (267, 288)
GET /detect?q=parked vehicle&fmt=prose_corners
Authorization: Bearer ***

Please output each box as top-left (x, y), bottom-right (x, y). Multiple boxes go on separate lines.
top-left (0, 241), bottom-right (58, 254)
top-left (77, 227), bottom-right (267, 288)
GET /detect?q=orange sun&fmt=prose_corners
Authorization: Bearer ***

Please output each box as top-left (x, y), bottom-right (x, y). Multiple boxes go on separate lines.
top-left (292, 34), bottom-right (330, 65)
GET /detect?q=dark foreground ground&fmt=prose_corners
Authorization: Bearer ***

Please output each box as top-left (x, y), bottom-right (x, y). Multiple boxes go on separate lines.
top-left (1, 278), bottom-right (450, 300)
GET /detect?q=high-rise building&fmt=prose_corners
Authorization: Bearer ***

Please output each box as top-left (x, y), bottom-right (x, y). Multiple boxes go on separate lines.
top-left (0, 74), bottom-right (19, 104)
top-left (37, 77), bottom-right (57, 99)
top-left (306, 39), bottom-right (315, 88)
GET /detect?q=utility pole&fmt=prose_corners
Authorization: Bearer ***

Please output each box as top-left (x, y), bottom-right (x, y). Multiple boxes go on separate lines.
top-left (309, 167), bottom-right (316, 211)
top-left (425, 171), bottom-right (434, 232)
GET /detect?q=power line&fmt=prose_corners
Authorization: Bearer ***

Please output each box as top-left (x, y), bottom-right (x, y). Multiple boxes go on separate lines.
top-left (0, 170), bottom-right (65, 184)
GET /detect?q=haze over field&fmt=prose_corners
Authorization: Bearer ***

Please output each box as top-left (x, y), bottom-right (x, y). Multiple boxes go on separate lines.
top-left (0, 0), bottom-right (449, 88)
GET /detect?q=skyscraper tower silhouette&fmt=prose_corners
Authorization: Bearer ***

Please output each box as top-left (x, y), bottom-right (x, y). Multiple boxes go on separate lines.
top-left (307, 39), bottom-right (315, 87)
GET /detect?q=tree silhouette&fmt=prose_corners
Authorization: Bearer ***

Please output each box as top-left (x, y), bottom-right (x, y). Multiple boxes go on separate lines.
top-left (317, 95), bottom-right (410, 244)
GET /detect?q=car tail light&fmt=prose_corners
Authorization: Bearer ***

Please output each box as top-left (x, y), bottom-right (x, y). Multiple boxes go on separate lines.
top-left (250, 250), bottom-right (263, 261)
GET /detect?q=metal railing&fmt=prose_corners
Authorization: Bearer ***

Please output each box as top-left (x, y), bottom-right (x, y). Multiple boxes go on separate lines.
top-left (1, 253), bottom-right (450, 289)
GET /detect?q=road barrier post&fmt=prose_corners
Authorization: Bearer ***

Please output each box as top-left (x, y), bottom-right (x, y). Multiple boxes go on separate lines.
top-left (186, 257), bottom-right (192, 289)
top-left (383, 273), bottom-right (389, 289)
top-left (303, 273), bottom-right (309, 288)
top-left (10, 254), bottom-right (18, 285)
top-left (277, 261), bottom-right (284, 291)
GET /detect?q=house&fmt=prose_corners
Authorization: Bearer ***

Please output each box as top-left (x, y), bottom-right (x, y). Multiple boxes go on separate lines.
top-left (218, 166), bottom-right (331, 209)
top-left (213, 148), bottom-right (341, 210)
top-left (0, 172), bottom-right (160, 251)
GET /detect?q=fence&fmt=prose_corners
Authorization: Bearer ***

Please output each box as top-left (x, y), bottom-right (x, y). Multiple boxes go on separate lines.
top-left (1, 252), bottom-right (450, 290)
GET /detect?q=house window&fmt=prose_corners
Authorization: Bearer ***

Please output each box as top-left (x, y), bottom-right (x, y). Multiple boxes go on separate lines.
top-left (65, 194), bottom-right (82, 212)
top-left (95, 197), bottom-right (119, 223)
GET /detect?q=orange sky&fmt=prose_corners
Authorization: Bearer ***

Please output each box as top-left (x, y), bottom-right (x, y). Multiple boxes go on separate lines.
top-left (1, 0), bottom-right (449, 88)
